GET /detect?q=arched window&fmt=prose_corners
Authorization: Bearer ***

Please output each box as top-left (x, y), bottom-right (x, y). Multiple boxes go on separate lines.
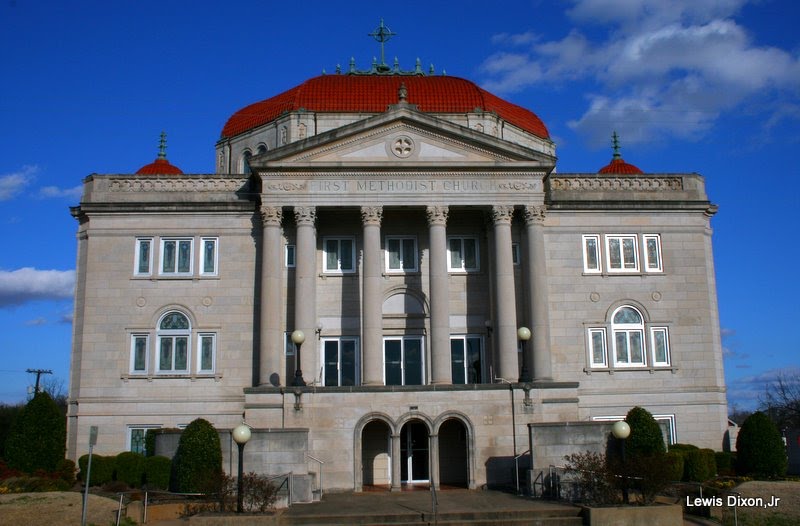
top-left (611, 306), bottom-right (645, 367)
top-left (157, 311), bottom-right (190, 373)
top-left (241, 150), bottom-right (252, 174)
top-left (256, 144), bottom-right (267, 155)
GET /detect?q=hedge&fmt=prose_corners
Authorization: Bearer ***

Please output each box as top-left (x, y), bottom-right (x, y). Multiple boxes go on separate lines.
top-left (144, 456), bottom-right (171, 490)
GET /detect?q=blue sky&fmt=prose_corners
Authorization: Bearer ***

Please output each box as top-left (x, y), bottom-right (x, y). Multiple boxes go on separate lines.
top-left (1, 0), bottom-right (798, 410)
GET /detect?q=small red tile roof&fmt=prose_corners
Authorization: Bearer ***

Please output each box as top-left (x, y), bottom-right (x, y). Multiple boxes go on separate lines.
top-left (598, 158), bottom-right (644, 175)
top-left (221, 75), bottom-right (549, 139)
top-left (135, 158), bottom-right (184, 175)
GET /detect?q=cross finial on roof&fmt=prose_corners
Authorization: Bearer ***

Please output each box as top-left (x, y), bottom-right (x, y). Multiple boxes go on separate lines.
top-left (369, 19), bottom-right (396, 71)
top-left (612, 131), bottom-right (621, 160)
top-left (158, 131), bottom-right (168, 160)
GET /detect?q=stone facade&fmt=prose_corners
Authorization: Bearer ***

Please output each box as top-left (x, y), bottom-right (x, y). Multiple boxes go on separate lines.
top-left (67, 74), bottom-right (727, 493)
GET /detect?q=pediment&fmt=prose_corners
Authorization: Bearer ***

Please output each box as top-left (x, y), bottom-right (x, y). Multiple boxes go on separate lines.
top-left (250, 108), bottom-right (553, 167)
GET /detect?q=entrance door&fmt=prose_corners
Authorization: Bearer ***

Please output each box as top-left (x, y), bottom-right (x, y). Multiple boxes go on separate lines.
top-left (400, 421), bottom-right (429, 483)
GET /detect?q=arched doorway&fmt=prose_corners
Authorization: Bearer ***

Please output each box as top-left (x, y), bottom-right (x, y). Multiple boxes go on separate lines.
top-left (400, 420), bottom-right (429, 484)
top-left (361, 420), bottom-right (391, 488)
top-left (438, 418), bottom-right (469, 487)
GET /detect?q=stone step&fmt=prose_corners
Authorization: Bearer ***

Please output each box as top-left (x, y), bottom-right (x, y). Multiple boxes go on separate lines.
top-left (282, 508), bottom-right (582, 525)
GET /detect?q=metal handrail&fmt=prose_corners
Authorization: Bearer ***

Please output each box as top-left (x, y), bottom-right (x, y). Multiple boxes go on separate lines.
top-left (307, 454), bottom-right (325, 499)
top-left (514, 449), bottom-right (530, 494)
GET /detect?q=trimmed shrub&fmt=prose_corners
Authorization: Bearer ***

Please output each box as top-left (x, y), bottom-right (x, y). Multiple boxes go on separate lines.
top-left (664, 451), bottom-right (685, 481)
top-left (736, 411), bottom-right (787, 478)
top-left (54, 458), bottom-right (77, 485)
top-left (170, 418), bottom-right (222, 493)
top-left (1, 475), bottom-right (70, 493)
top-left (684, 448), bottom-right (716, 482)
top-left (144, 429), bottom-right (157, 457)
top-left (624, 406), bottom-right (666, 457)
top-left (78, 454), bottom-right (114, 487)
top-left (115, 451), bottom-right (145, 487)
top-left (669, 443), bottom-right (699, 452)
top-left (4, 393), bottom-right (66, 473)
top-left (715, 451), bottom-right (735, 476)
top-left (143, 455), bottom-right (172, 490)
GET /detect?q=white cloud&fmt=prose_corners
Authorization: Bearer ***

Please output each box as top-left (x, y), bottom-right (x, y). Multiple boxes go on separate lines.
top-left (727, 367), bottom-right (800, 411)
top-left (480, 0), bottom-right (800, 145)
top-left (38, 185), bottom-right (83, 200)
top-left (0, 165), bottom-right (38, 201)
top-left (0, 268), bottom-right (75, 307)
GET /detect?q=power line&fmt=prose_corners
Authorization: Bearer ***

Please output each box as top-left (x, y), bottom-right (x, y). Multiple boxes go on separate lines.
top-left (26, 368), bottom-right (52, 394)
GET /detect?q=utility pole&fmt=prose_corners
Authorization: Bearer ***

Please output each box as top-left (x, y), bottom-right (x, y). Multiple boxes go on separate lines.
top-left (26, 368), bottom-right (53, 394)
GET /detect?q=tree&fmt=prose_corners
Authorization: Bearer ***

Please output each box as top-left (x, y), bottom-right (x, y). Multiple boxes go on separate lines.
top-left (170, 418), bottom-right (222, 493)
top-left (625, 406), bottom-right (666, 457)
top-left (4, 392), bottom-right (66, 473)
top-left (761, 370), bottom-right (800, 429)
top-left (736, 411), bottom-right (787, 478)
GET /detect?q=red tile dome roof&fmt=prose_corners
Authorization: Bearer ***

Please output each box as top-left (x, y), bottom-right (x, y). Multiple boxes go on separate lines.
top-left (136, 158), bottom-right (184, 175)
top-left (598, 158), bottom-right (643, 175)
top-left (221, 74), bottom-right (549, 140)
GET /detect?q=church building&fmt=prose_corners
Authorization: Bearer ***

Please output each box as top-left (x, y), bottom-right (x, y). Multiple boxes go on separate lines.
top-left (67, 26), bottom-right (728, 493)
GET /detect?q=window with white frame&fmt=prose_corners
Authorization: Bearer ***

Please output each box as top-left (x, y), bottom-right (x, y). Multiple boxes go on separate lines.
top-left (130, 334), bottom-right (149, 374)
top-left (134, 238), bottom-right (153, 276)
top-left (323, 237), bottom-right (356, 273)
top-left (586, 305), bottom-right (672, 369)
top-left (592, 414), bottom-right (676, 444)
top-left (650, 327), bottom-right (670, 366)
top-left (447, 237), bottom-right (479, 272)
top-left (385, 237), bottom-right (418, 272)
top-left (450, 335), bottom-right (484, 384)
top-left (128, 425), bottom-right (161, 455)
top-left (612, 306), bottom-right (645, 367)
top-left (384, 336), bottom-right (424, 385)
top-left (643, 234), bottom-right (663, 272)
top-left (321, 337), bottom-right (359, 386)
top-left (582, 235), bottom-right (601, 273)
top-left (606, 235), bottom-right (638, 272)
top-left (197, 333), bottom-right (216, 373)
top-left (285, 244), bottom-right (296, 267)
top-left (157, 311), bottom-right (190, 373)
top-left (587, 328), bottom-right (607, 367)
top-left (200, 238), bottom-right (218, 275)
top-left (160, 238), bottom-right (193, 275)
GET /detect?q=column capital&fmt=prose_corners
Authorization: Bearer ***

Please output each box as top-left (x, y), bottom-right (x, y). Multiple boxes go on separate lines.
top-left (294, 206), bottom-right (316, 226)
top-left (360, 206), bottom-right (383, 226)
top-left (524, 204), bottom-right (546, 225)
top-left (260, 205), bottom-right (283, 227)
top-left (426, 205), bottom-right (449, 226)
top-left (491, 205), bottom-right (515, 225)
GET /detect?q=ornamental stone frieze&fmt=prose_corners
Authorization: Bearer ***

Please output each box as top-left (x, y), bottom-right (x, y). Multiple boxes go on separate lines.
top-left (549, 176), bottom-right (683, 192)
top-left (108, 177), bottom-right (248, 193)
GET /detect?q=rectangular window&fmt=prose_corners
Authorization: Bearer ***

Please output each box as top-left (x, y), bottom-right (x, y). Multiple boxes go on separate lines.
top-left (134, 238), bottom-right (153, 276)
top-left (447, 237), bottom-right (479, 272)
top-left (643, 234), bottom-right (663, 272)
top-left (606, 235), bottom-right (638, 272)
top-left (130, 334), bottom-right (149, 373)
top-left (158, 336), bottom-right (189, 372)
top-left (161, 238), bottom-right (193, 275)
top-left (512, 242), bottom-right (521, 266)
top-left (200, 238), bottom-right (218, 275)
top-left (198, 333), bottom-right (216, 373)
top-left (450, 335), bottom-right (484, 384)
top-left (384, 337), bottom-right (424, 386)
top-left (285, 244), bottom-right (296, 268)
top-left (323, 237), bottom-right (356, 273)
top-left (128, 426), bottom-right (157, 455)
top-left (613, 329), bottom-right (645, 367)
top-left (650, 327), bottom-right (670, 366)
top-left (587, 328), bottom-right (607, 367)
top-left (386, 237), bottom-right (418, 272)
top-left (322, 338), bottom-right (359, 386)
top-left (284, 332), bottom-right (295, 356)
top-left (582, 235), bottom-right (601, 273)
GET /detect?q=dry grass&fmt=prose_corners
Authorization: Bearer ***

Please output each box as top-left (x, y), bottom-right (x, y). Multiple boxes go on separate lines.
top-left (0, 491), bottom-right (121, 526)
top-left (717, 480), bottom-right (800, 525)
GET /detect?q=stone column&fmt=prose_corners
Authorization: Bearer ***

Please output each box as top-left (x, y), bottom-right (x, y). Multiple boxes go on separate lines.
top-left (259, 206), bottom-right (283, 386)
top-left (294, 207), bottom-right (317, 383)
top-left (429, 433), bottom-right (440, 490)
top-left (426, 206), bottom-right (450, 385)
top-left (390, 433), bottom-right (402, 491)
top-left (361, 206), bottom-right (383, 385)
top-left (492, 205), bottom-right (518, 382)
top-left (524, 205), bottom-right (552, 381)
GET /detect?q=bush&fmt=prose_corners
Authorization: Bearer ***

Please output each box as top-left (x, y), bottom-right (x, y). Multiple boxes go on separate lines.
top-left (715, 451), bottom-right (735, 476)
top-left (684, 448), bottom-right (716, 482)
top-left (78, 454), bottom-right (114, 487)
top-left (736, 411), bottom-right (787, 478)
top-left (54, 458), bottom-right (77, 485)
top-left (1, 475), bottom-right (70, 493)
top-left (664, 451), bottom-right (685, 481)
top-left (170, 418), bottom-right (222, 493)
top-left (3, 393), bottom-right (66, 473)
top-left (563, 451), bottom-right (620, 506)
top-left (669, 443), bottom-right (699, 452)
top-left (144, 429), bottom-right (158, 457)
top-left (115, 451), bottom-right (145, 487)
top-left (143, 456), bottom-right (171, 490)
top-left (624, 406), bottom-right (666, 458)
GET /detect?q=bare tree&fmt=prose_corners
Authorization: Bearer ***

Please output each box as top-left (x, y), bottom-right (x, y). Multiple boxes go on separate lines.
top-left (39, 377), bottom-right (68, 415)
top-left (761, 370), bottom-right (800, 429)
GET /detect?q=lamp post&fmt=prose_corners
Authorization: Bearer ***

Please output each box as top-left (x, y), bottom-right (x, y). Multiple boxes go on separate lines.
top-left (611, 420), bottom-right (631, 504)
top-left (232, 423), bottom-right (251, 513)
top-left (517, 326), bottom-right (532, 382)
top-left (291, 329), bottom-right (306, 386)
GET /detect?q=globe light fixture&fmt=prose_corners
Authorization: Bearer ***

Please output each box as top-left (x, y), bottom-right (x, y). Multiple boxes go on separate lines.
top-left (291, 330), bottom-right (306, 386)
top-left (233, 423), bottom-right (252, 513)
